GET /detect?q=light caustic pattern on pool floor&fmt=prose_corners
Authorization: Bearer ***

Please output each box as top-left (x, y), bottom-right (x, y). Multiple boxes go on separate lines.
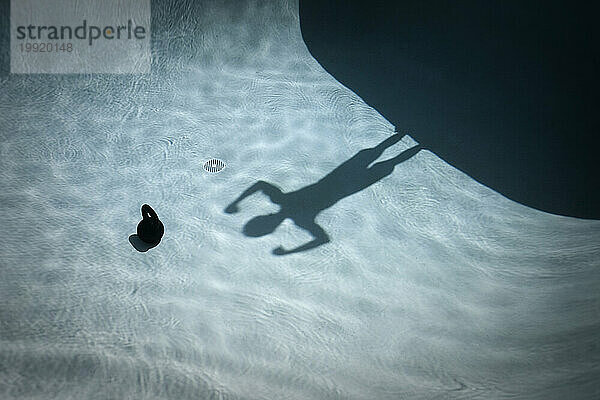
top-left (1, 1), bottom-right (599, 399)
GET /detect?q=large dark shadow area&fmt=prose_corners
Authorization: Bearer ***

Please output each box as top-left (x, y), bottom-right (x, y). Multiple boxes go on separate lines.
top-left (300, 0), bottom-right (600, 219)
top-left (225, 135), bottom-right (421, 255)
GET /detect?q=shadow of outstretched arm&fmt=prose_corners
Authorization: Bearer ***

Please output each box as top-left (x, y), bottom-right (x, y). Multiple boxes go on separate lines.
top-left (225, 180), bottom-right (283, 213)
top-left (273, 217), bottom-right (330, 256)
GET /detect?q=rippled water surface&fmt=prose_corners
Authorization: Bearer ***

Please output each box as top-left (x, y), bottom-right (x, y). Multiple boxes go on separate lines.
top-left (1, 1), bottom-right (599, 399)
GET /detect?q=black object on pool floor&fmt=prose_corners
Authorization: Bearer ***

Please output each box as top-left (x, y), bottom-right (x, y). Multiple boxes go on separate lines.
top-left (130, 204), bottom-right (164, 252)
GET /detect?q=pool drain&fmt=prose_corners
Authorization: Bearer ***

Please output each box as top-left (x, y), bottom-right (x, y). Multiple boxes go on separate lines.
top-left (203, 158), bottom-right (226, 173)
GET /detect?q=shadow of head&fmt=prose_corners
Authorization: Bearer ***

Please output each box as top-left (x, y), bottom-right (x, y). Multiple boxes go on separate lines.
top-left (243, 213), bottom-right (285, 237)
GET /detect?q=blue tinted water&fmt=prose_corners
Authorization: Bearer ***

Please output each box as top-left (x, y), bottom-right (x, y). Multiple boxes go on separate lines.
top-left (1, 1), bottom-right (599, 399)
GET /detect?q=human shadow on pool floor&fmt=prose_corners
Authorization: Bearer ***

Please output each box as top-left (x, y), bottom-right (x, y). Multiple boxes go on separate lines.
top-left (225, 134), bottom-right (422, 255)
